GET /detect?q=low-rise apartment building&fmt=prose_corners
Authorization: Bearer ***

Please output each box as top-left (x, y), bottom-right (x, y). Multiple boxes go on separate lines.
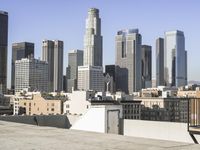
top-left (134, 97), bottom-right (188, 122)
top-left (14, 93), bottom-right (63, 115)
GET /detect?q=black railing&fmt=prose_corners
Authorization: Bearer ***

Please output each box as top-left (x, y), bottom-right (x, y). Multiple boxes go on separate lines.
top-left (188, 98), bottom-right (200, 134)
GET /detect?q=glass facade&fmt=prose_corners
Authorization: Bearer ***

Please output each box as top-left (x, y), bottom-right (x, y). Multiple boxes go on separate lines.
top-left (164, 30), bottom-right (187, 87)
top-left (0, 11), bottom-right (8, 94)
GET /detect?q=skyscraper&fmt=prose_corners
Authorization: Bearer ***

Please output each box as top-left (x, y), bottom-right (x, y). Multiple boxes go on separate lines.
top-left (141, 45), bottom-right (152, 88)
top-left (67, 49), bottom-right (83, 92)
top-left (156, 38), bottom-right (165, 86)
top-left (42, 40), bottom-right (63, 92)
top-left (78, 8), bottom-right (104, 92)
top-left (15, 58), bottom-right (48, 93)
top-left (164, 30), bottom-right (187, 87)
top-left (83, 8), bottom-right (103, 66)
top-left (115, 29), bottom-right (142, 93)
top-left (0, 11), bottom-right (8, 94)
top-left (53, 40), bottom-right (63, 92)
top-left (11, 42), bottom-right (34, 91)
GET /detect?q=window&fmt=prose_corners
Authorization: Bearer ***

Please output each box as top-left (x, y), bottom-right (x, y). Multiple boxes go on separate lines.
top-left (122, 41), bottom-right (126, 58)
top-left (24, 102), bottom-right (26, 106)
top-left (51, 103), bottom-right (54, 107)
top-left (51, 108), bottom-right (54, 111)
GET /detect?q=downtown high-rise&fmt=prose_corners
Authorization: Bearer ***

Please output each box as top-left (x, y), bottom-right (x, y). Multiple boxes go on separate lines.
top-left (156, 38), bottom-right (165, 86)
top-left (42, 40), bottom-right (63, 92)
top-left (11, 42), bottom-right (34, 91)
top-left (83, 8), bottom-right (103, 67)
top-left (67, 49), bottom-right (83, 92)
top-left (78, 8), bottom-right (104, 92)
top-left (115, 29), bottom-right (142, 93)
top-left (141, 45), bottom-right (152, 88)
top-left (15, 58), bottom-right (48, 93)
top-left (164, 30), bottom-right (187, 87)
top-left (0, 11), bottom-right (8, 94)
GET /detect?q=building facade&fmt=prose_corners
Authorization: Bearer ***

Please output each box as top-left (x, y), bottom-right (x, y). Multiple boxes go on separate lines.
top-left (83, 8), bottom-right (103, 67)
top-left (115, 29), bottom-right (142, 93)
top-left (67, 50), bottom-right (83, 92)
top-left (135, 97), bottom-right (188, 122)
top-left (63, 90), bottom-right (93, 115)
top-left (141, 45), bottom-right (152, 88)
top-left (15, 58), bottom-right (48, 93)
top-left (156, 38), bottom-right (165, 86)
top-left (0, 11), bottom-right (8, 94)
top-left (164, 30), bottom-right (187, 87)
top-left (120, 100), bottom-right (141, 120)
top-left (42, 40), bottom-right (63, 92)
top-left (14, 93), bottom-right (62, 115)
top-left (78, 66), bottom-right (104, 92)
top-left (11, 42), bottom-right (34, 91)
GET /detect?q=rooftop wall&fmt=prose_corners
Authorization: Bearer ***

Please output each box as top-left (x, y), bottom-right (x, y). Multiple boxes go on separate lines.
top-left (123, 119), bottom-right (200, 143)
top-left (0, 115), bottom-right (72, 128)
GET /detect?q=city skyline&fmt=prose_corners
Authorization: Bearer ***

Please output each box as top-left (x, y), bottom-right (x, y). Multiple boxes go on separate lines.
top-left (1, 0), bottom-right (200, 88)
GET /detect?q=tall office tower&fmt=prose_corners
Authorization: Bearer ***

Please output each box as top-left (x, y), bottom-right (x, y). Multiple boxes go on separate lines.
top-left (78, 8), bottom-right (104, 92)
top-left (15, 58), bottom-right (48, 93)
top-left (67, 50), bottom-right (83, 92)
top-left (83, 8), bottom-right (103, 66)
top-left (11, 42), bottom-right (34, 91)
top-left (42, 40), bottom-right (63, 92)
top-left (156, 38), bottom-right (165, 86)
top-left (53, 40), bottom-right (63, 92)
top-left (0, 11), bottom-right (8, 94)
top-left (164, 30), bottom-right (187, 87)
top-left (141, 45), bottom-right (152, 88)
top-left (78, 66), bottom-right (104, 92)
top-left (115, 29), bottom-right (142, 93)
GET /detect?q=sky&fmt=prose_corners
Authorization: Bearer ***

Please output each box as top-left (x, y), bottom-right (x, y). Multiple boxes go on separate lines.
top-left (1, 0), bottom-right (200, 88)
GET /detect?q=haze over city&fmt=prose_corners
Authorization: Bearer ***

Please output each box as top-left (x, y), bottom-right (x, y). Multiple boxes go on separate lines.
top-left (1, 0), bottom-right (200, 88)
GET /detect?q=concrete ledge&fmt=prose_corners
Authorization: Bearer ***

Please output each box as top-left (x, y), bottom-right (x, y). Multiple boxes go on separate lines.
top-left (1, 121), bottom-right (200, 150)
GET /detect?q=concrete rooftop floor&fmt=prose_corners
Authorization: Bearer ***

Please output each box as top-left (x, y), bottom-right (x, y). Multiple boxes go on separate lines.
top-left (0, 121), bottom-right (200, 150)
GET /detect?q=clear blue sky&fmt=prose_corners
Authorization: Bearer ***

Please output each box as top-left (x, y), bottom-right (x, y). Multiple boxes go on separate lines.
top-left (1, 0), bottom-right (200, 88)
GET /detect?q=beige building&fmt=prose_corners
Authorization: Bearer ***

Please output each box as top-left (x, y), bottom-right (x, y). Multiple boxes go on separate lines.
top-left (16, 94), bottom-right (63, 115)
top-left (177, 90), bottom-right (200, 98)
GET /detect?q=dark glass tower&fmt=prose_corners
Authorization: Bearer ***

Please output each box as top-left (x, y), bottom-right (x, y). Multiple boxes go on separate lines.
top-left (0, 11), bottom-right (8, 94)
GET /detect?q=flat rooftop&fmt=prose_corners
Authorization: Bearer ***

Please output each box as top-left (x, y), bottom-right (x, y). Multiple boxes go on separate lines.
top-left (0, 121), bottom-right (200, 150)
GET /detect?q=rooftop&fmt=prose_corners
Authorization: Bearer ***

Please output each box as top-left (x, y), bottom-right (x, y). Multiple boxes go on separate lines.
top-left (0, 121), bottom-right (200, 150)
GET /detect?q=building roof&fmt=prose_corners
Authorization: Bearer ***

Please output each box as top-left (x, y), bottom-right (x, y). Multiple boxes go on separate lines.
top-left (0, 121), bottom-right (200, 150)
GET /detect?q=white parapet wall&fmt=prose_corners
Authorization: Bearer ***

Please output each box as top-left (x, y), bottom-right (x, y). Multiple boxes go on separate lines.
top-left (71, 105), bottom-right (122, 134)
top-left (123, 119), bottom-right (200, 143)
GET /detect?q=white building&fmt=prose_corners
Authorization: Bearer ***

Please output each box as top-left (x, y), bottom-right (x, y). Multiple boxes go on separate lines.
top-left (78, 66), bottom-right (104, 92)
top-left (63, 90), bottom-right (94, 115)
top-left (15, 58), bottom-right (48, 93)
top-left (164, 30), bottom-right (187, 87)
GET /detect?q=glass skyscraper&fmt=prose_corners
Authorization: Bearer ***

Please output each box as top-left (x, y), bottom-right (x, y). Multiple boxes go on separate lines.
top-left (164, 30), bottom-right (187, 87)
top-left (0, 11), bottom-right (8, 94)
